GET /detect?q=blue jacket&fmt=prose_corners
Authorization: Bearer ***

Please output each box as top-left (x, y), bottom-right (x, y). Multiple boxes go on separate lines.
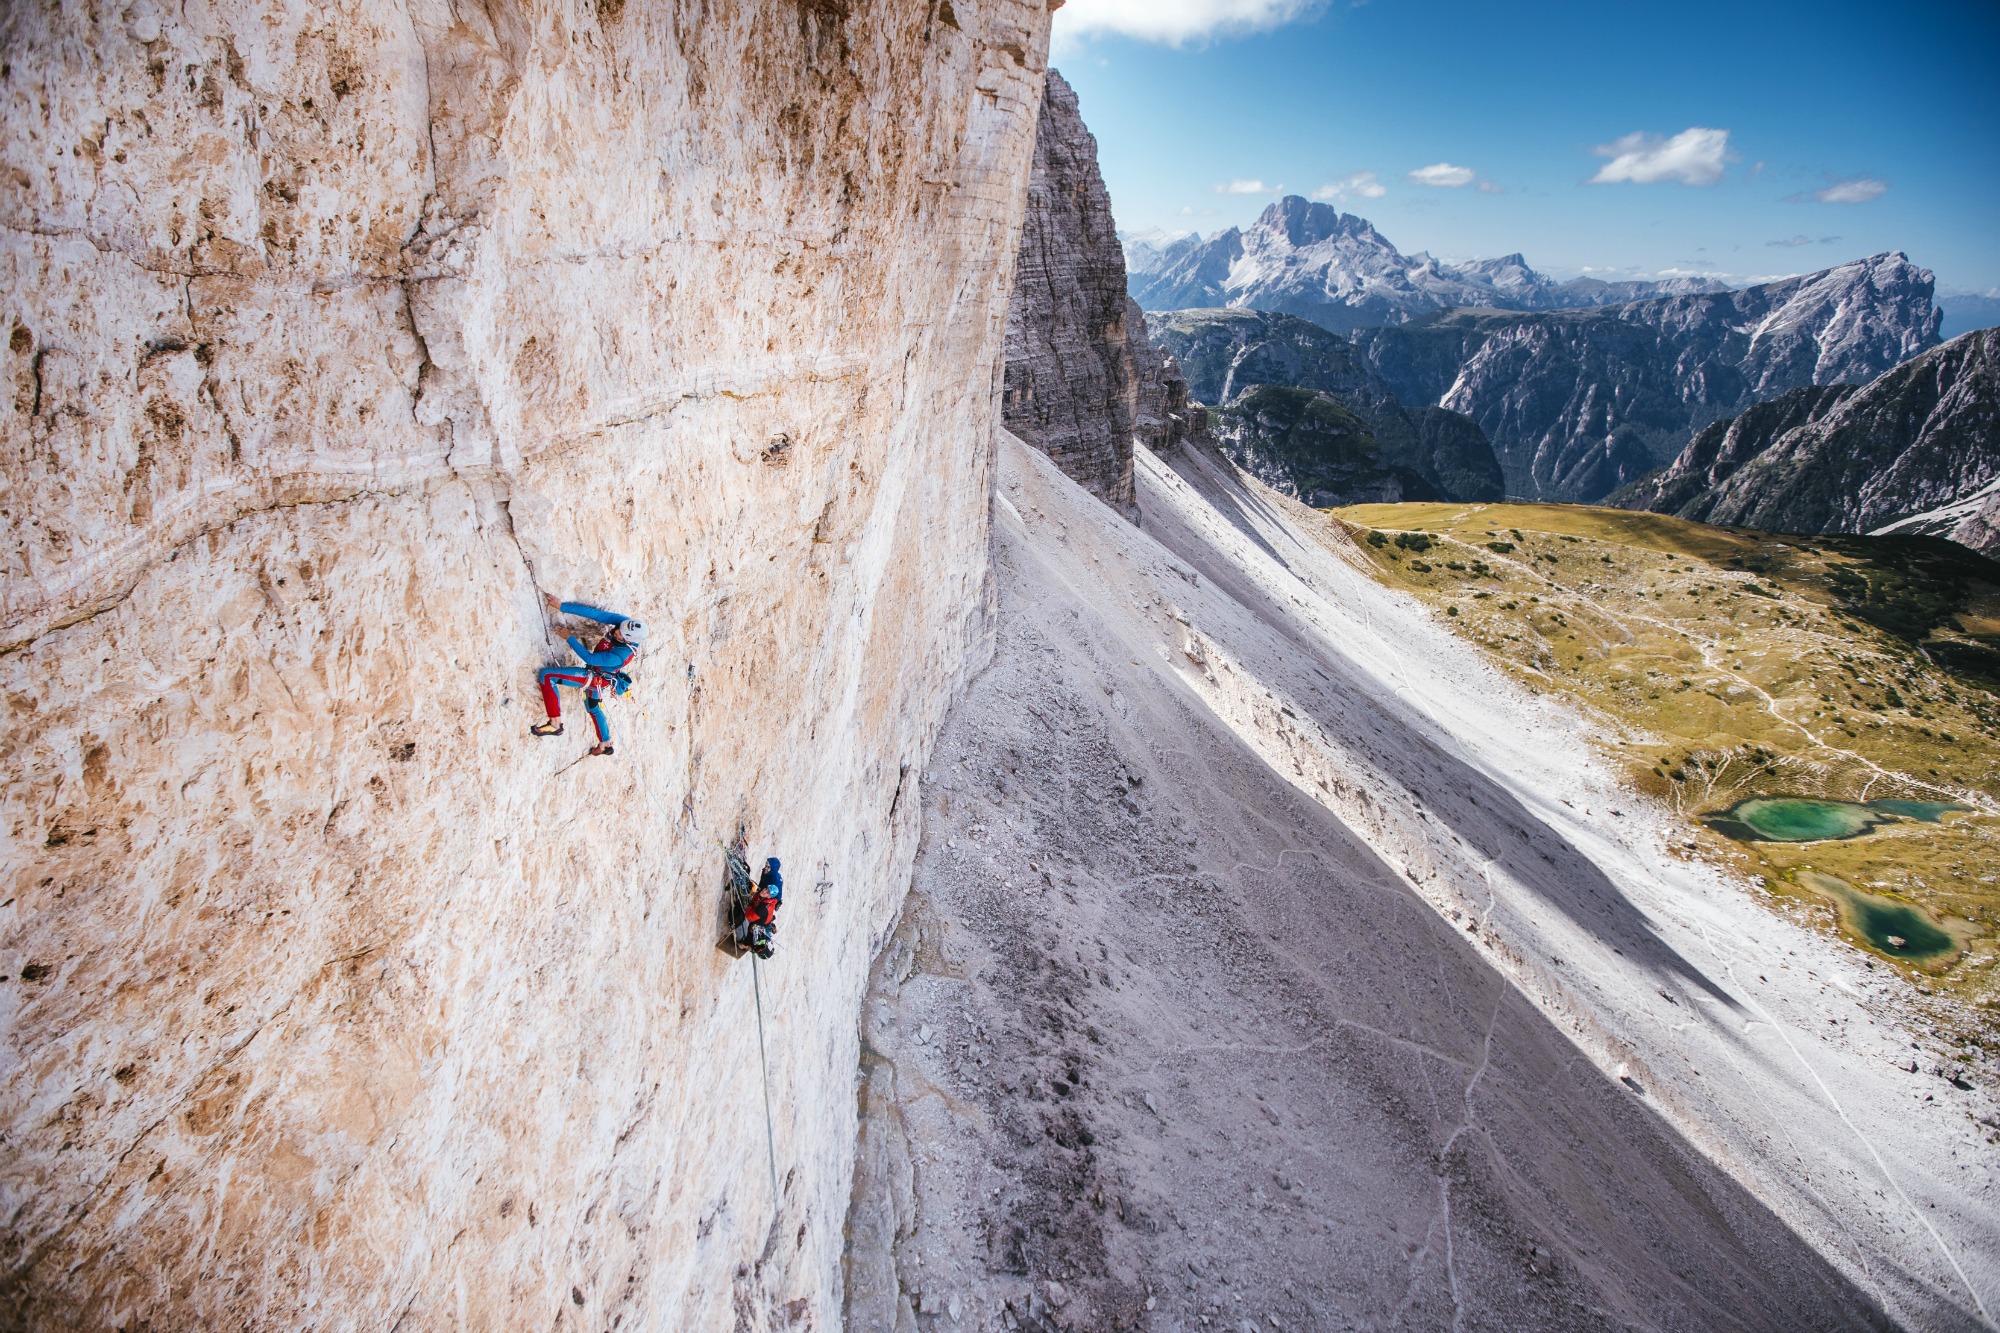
top-left (561, 602), bottom-right (636, 690)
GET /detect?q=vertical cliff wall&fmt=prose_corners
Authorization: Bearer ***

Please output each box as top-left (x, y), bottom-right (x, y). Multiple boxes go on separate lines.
top-left (999, 70), bottom-right (1151, 517)
top-left (0, 1), bottom-right (1049, 1326)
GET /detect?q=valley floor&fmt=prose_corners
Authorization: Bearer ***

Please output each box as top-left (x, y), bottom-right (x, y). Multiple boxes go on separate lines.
top-left (842, 433), bottom-right (1999, 1332)
top-left (1325, 498), bottom-right (2000, 1021)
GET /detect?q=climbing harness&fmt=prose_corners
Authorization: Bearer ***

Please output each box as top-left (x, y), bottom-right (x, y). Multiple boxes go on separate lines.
top-left (531, 601), bottom-right (641, 746)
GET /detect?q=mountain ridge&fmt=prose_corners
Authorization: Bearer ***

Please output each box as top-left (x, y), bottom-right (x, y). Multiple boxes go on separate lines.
top-left (1125, 196), bottom-right (1730, 333)
top-left (1146, 306), bottom-right (1504, 506)
top-left (1613, 327), bottom-right (2000, 552)
top-left (1351, 251), bottom-right (1942, 501)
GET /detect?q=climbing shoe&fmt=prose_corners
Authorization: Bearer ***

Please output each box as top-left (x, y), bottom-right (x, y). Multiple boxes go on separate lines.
top-left (531, 720), bottom-right (563, 737)
top-left (589, 743), bottom-right (615, 758)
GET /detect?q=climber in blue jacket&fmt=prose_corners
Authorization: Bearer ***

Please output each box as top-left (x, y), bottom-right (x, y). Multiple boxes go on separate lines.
top-left (532, 594), bottom-right (650, 757)
top-left (745, 857), bottom-right (783, 958)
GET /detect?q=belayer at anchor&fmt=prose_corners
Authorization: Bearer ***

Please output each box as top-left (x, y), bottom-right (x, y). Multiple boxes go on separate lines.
top-left (743, 857), bottom-right (783, 959)
top-left (531, 594), bottom-right (649, 757)
top-left (721, 837), bottom-right (785, 960)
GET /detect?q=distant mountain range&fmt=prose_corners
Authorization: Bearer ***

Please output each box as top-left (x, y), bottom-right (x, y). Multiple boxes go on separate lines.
top-left (1123, 197), bottom-right (1729, 334)
top-left (1146, 308), bottom-right (1503, 507)
top-left (1349, 252), bottom-right (1941, 502)
top-left (1613, 328), bottom-right (2000, 555)
top-left (1142, 254), bottom-right (1939, 507)
top-left (1124, 198), bottom-right (1980, 540)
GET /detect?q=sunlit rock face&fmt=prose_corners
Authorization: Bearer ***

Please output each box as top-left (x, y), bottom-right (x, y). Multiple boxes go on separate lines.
top-left (0, 1), bottom-right (1049, 1326)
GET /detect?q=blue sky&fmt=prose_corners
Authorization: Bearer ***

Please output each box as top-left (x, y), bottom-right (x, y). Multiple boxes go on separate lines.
top-left (1053, 0), bottom-right (2000, 294)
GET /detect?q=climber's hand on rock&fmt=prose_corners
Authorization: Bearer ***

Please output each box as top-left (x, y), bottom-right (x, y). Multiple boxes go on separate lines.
top-left (544, 592), bottom-right (563, 617)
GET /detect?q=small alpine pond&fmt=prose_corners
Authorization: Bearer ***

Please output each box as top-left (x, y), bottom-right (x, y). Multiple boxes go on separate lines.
top-left (1795, 871), bottom-right (1961, 964)
top-left (1703, 796), bottom-right (1970, 844)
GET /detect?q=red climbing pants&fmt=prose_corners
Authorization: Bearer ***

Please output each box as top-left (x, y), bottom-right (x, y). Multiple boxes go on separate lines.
top-left (538, 666), bottom-right (611, 742)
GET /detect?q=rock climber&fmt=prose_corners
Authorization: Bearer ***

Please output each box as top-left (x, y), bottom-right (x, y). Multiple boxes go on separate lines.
top-left (744, 857), bottom-right (783, 958)
top-left (531, 594), bottom-right (649, 757)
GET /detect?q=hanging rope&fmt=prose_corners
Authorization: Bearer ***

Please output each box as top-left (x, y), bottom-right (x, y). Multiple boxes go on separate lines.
top-left (720, 827), bottom-right (783, 1213)
top-left (581, 668), bottom-right (781, 1208)
top-left (750, 953), bottom-right (780, 1210)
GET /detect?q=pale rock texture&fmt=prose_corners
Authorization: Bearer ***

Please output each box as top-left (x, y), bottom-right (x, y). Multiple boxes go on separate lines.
top-left (1000, 69), bottom-right (1147, 517)
top-left (0, 0), bottom-right (1051, 1326)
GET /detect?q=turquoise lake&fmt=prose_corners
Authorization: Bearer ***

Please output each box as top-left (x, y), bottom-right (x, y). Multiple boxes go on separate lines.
top-left (1704, 796), bottom-right (1970, 844)
top-left (1797, 872), bottom-right (1960, 963)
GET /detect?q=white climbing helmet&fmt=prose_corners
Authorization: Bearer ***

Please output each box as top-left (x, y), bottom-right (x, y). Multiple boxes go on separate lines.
top-left (618, 618), bottom-right (650, 646)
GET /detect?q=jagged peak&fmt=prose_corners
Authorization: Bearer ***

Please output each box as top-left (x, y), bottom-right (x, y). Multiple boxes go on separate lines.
top-left (1806, 251), bottom-right (1934, 286)
top-left (1249, 195), bottom-right (1382, 249)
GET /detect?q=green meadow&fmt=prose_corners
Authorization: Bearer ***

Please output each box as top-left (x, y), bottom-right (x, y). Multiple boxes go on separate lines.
top-left (1336, 501), bottom-right (2000, 1032)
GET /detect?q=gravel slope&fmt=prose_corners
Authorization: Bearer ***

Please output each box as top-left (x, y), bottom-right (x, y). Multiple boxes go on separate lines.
top-left (842, 434), bottom-right (1998, 1333)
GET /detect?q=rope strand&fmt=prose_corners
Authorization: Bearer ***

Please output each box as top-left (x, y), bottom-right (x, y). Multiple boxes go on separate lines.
top-left (750, 953), bottom-right (780, 1211)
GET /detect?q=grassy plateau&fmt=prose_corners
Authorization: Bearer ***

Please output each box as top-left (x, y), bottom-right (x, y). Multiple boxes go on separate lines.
top-left (1334, 501), bottom-right (2000, 1041)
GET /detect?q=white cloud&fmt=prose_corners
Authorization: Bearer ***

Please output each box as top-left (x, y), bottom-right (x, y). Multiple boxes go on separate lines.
top-left (1215, 178), bottom-right (1272, 195)
top-left (1476, 179), bottom-right (1505, 195)
top-left (1054, 0), bottom-right (1324, 45)
top-left (1406, 162), bottom-right (1476, 188)
top-left (1311, 171), bottom-right (1386, 202)
top-left (1814, 177), bottom-right (1888, 204)
top-left (1589, 128), bottom-right (1732, 186)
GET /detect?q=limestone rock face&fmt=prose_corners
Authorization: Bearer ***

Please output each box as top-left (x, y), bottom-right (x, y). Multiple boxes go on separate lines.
top-left (1126, 300), bottom-right (1202, 459)
top-left (0, 1), bottom-right (1049, 1326)
top-left (1001, 69), bottom-right (1144, 517)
